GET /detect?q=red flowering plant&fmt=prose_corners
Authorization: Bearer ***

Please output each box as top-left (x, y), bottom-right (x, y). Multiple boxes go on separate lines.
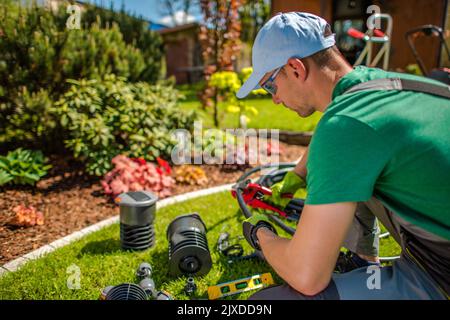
top-left (101, 155), bottom-right (174, 198)
top-left (9, 205), bottom-right (44, 228)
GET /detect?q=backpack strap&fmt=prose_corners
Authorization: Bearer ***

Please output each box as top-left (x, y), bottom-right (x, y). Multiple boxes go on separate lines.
top-left (343, 77), bottom-right (450, 99)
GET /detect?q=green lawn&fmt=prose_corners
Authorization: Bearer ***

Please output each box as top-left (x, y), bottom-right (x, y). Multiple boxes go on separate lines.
top-left (178, 98), bottom-right (322, 132)
top-left (0, 191), bottom-right (400, 300)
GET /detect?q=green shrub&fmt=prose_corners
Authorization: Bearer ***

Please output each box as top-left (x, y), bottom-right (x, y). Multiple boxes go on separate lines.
top-left (59, 23), bottom-right (147, 82)
top-left (0, 88), bottom-right (56, 149)
top-left (0, 1), bottom-right (162, 97)
top-left (52, 75), bottom-right (197, 176)
top-left (0, 148), bottom-right (51, 186)
top-left (0, 1), bottom-right (67, 99)
top-left (82, 3), bottom-right (164, 82)
top-left (0, 1), bottom-right (164, 150)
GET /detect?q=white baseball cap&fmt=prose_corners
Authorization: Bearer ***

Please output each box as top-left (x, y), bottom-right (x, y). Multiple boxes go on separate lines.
top-left (237, 12), bottom-right (336, 99)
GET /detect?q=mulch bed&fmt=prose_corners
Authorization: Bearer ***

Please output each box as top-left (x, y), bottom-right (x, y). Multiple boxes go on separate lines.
top-left (0, 142), bottom-right (306, 265)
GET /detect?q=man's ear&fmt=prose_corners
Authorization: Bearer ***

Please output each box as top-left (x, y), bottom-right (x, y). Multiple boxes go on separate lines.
top-left (287, 57), bottom-right (307, 81)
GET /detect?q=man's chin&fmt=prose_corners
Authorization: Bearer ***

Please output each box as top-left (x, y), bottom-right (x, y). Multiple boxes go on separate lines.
top-left (283, 103), bottom-right (312, 118)
top-left (283, 103), bottom-right (302, 116)
top-left (295, 109), bottom-right (311, 118)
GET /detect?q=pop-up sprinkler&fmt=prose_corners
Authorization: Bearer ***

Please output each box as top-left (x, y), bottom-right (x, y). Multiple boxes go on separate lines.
top-left (166, 213), bottom-right (212, 276)
top-left (115, 191), bottom-right (158, 250)
top-left (100, 262), bottom-right (174, 300)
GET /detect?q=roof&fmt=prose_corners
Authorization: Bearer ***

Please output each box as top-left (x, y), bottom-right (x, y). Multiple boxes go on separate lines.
top-left (157, 22), bottom-right (199, 35)
top-left (149, 22), bottom-right (169, 31)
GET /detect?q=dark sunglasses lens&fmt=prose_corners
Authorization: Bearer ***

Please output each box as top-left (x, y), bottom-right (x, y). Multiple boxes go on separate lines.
top-left (264, 82), bottom-right (275, 95)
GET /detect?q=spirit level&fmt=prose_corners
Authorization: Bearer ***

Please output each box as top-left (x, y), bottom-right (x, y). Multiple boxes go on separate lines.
top-left (207, 273), bottom-right (274, 300)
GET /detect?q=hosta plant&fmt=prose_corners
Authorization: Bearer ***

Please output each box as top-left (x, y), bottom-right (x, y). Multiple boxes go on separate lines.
top-left (0, 148), bottom-right (51, 186)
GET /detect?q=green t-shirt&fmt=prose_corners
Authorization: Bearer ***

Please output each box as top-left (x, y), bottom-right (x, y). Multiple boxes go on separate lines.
top-left (306, 66), bottom-right (450, 241)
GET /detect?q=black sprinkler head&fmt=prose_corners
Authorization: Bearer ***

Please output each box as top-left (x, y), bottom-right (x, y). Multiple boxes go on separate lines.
top-left (166, 213), bottom-right (212, 276)
top-left (116, 191), bottom-right (158, 251)
top-left (103, 283), bottom-right (148, 300)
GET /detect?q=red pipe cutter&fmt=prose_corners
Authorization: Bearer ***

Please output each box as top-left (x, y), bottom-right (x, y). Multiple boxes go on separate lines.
top-left (231, 182), bottom-right (293, 218)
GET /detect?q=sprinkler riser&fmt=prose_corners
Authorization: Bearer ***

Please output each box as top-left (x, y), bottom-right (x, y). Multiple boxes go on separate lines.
top-left (117, 191), bottom-right (158, 251)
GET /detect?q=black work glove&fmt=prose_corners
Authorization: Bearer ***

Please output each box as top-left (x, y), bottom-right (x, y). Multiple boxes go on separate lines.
top-left (242, 213), bottom-right (277, 250)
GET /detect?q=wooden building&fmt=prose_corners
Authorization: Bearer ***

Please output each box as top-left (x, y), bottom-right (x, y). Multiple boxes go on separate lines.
top-left (271, 0), bottom-right (448, 71)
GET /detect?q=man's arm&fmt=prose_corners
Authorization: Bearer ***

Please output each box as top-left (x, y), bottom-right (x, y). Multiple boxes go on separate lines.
top-left (294, 146), bottom-right (308, 180)
top-left (256, 201), bottom-right (356, 295)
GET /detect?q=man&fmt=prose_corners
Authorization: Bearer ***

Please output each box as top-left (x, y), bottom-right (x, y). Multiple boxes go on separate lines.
top-left (237, 12), bottom-right (450, 299)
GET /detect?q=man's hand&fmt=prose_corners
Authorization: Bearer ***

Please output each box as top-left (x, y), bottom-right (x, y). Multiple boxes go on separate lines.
top-left (268, 171), bottom-right (306, 208)
top-left (242, 213), bottom-right (277, 250)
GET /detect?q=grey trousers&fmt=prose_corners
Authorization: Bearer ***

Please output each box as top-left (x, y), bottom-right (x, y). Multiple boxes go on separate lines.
top-left (249, 197), bottom-right (447, 300)
top-left (342, 198), bottom-right (381, 257)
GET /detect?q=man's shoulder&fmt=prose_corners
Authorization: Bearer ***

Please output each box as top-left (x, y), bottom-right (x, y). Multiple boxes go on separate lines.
top-left (312, 113), bottom-right (381, 148)
top-left (316, 113), bottom-right (365, 129)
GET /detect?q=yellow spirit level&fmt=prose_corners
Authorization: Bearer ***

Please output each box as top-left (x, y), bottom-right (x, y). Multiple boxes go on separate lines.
top-left (207, 273), bottom-right (275, 300)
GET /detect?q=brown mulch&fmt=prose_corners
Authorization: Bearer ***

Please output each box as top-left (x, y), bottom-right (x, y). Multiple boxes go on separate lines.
top-left (0, 143), bottom-right (306, 265)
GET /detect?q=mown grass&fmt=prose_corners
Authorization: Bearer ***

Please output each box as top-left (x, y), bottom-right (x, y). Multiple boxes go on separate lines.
top-left (0, 191), bottom-right (400, 300)
top-left (178, 98), bottom-right (322, 132)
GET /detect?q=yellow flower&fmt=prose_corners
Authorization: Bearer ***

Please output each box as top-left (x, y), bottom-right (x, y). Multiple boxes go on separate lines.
top-left (226, 105), bottom-right (241, 113)
top-left (245, 106), bottom-right (258, 116)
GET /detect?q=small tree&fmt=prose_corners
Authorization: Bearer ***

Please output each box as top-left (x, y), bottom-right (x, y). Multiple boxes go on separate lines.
top-left (199, 0), bottom-right (243, 127)
top-left (239, 0), bottom-right (270, 44)
top-left (208, 68), bottom-right (267, 128)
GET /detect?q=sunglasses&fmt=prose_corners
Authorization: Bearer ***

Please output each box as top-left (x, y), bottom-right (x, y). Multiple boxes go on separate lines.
top-left (261, 66), bottom-right (283, 95)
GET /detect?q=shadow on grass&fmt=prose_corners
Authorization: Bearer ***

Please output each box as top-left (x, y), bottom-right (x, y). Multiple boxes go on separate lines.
top-left (207, 209), bottom-right (242, 233)
top-left (78, 238), bottom-right (122, 256)
top-left (143, 248), bottom-right (193, 296)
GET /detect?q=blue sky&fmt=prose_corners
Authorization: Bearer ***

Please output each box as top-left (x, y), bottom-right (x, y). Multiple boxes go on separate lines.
top-left (79, 0), bottom-right (201, 24)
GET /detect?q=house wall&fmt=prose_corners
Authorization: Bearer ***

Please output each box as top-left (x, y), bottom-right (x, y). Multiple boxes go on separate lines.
top-left (375, 0), bottom-right (446, 71)
top-left (271, 0), bottom-right (332, 21)
top-left (443, 2), bottom-right (450, 67)
top-left (161, 27), bottom-right (200, 84)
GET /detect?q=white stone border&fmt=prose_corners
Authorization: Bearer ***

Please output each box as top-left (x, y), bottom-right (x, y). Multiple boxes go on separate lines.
top-left (0, 183), bottom-right (234, 277)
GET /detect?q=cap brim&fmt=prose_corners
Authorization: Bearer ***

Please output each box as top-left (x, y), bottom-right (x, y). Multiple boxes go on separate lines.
top-left (236, 70), bottom-right (265, 99)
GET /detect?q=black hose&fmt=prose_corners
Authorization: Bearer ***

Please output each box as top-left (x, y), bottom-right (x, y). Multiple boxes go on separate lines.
top-left (236, 162), bottom-right (297, 183)
top-left (234, 163), bottom-right (298, 234)
top-left (270, 215), bottom-right (296, 235)
top-left (235, 180), bottom-right (254, 219)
